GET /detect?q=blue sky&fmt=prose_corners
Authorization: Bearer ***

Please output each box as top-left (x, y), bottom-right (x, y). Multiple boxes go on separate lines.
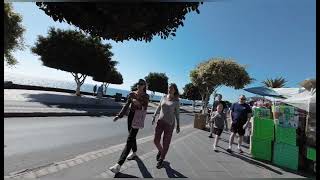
top-left (4, 0), bottom-right (316, 102)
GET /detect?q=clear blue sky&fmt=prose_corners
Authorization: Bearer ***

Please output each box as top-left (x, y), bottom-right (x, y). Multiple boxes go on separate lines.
top-left (4, 0), bottom-right (316, 103)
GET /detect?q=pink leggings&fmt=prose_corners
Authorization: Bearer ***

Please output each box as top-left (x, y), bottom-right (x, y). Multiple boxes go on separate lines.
top-left (154, 120), bottom-right (174, 160)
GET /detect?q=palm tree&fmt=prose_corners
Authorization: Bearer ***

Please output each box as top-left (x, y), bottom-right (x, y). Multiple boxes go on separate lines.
top-left (262, 77), bottom-right (287, 88)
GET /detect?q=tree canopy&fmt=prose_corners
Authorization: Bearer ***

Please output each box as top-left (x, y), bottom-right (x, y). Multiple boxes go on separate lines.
top-left (35, 2), bottom-right (202, 42)
top-left (31, 27), bottom-right (114, 76)
top-left (182, 83), bottom-right (202, 101)
top-left (190, 58), bottom-right (253, 113)
top-left (262, 77), bottom-right (287, 88)
top-left (145, 72), bottom-right (169, 94)
top-left (4, 3), bottom-right (25, 66)
top-left (299, 78), bottom-right (316, 91)
top-left (31, 27), bottom-right (116, 96)
top-left (93, 68), bottom-right (123, 85)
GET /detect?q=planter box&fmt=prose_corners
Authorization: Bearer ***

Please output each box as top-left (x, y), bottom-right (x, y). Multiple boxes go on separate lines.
top-left (252, 117), bottom-right (274, 140)
top-left (307, 147), bottom-right (316, 161)
top-left (273, 142), bottom-right (299, 171)
top-left (250, 136), bottom-right (272, 161)
top-left (194, 113), bottom-right (207, 130)
top-left (275, 125), bottom-right (297, 146)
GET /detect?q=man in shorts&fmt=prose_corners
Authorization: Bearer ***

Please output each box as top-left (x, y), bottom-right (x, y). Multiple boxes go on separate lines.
top-left (227, 95), bottom-right (252, 153)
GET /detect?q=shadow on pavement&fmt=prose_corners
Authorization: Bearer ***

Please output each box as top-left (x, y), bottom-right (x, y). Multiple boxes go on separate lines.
top-left (219, 150), bottom-right (283, 175)
top-left (24, 93), bottom-right (122, 115)
top-left (218, 137), bottom-right (250, 149)
top-left (114, 172), bottom-right (139, 178)
top-left (134, 157), bottom-right (153, 178)
top-left (163, 161), bottom-right (188, 178)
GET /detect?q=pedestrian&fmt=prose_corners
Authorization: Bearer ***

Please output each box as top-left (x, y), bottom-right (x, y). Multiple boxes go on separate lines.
top-left (227, 95), bottom-right (252, 153)
top-left (109, 79), bottom-right (149, 174)
top-left (152, 83), bottom-right (180, 169)
top-left (210, 103), bottom-right (228, 152)
top-left (97, 84), bottom-right (104, 98)
top-left (93, 84), bottom-right (97, 96)
top-left (209, 94), bottom-right (227, 138)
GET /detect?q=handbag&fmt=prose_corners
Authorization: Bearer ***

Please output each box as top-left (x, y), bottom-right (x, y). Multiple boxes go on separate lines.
top-left (132, 107), bottom-right (147, 129)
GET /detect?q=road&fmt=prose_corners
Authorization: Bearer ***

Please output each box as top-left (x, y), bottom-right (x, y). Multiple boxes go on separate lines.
top-left (4, 113), bottom-right (195, 176)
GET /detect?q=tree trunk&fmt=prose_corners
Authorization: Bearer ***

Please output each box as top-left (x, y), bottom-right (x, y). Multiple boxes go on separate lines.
top-left (71, 73), bottom-right (87, 97)
top-left (193, 100), bottom-right (195, 112)
top-left (76, 82), bottom-right (81, 96)
top-left (104, 83), bottom-right (109, 95)
top-left (201, 94), bottom-right (207, 114)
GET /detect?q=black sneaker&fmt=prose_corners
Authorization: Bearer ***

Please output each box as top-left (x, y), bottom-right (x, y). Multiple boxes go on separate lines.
top-left (208, 134), bottom-right (213, 138)
top-left (226, 148), bottom-right (232, 153)
top-left (238, 148), bottom-right (243, 154)
top-left (156, 151), bottom-right (161, 161)
top-left (156, 159), bottom-right (164, 169)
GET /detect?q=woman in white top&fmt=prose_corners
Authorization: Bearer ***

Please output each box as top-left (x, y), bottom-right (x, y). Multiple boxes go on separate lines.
top-left (152, 83), bottom-right (180, 169)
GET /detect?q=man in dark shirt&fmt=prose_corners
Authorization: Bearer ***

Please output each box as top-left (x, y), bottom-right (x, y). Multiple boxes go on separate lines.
top-left (227, 95), bottom-right (252, 153)
top-left (209, 94), bottom-right (227, 138)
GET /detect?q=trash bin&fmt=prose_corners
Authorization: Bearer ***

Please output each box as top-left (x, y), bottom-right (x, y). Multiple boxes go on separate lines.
top-left (115, 93), bottom-right (122, 102)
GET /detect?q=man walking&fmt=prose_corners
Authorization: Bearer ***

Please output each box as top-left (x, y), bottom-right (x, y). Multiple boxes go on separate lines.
top-left (209, 94), bottom-right (227, 138)
top-left (97, 84), bottom-right (104, 99)
top-left (227, 95), bottom-right (252, 153)
top-left (93, 84), bottom-right (97, 96)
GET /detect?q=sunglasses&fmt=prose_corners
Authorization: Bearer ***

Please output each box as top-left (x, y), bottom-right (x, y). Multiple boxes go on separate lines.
top-left (138, 83), bottom-right (146, 86)
top-left (240, 98), bottom-right (246, 100)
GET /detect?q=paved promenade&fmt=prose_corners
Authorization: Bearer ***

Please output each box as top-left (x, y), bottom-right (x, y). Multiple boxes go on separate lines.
top-left (4, 89), bottom-right (199, 117)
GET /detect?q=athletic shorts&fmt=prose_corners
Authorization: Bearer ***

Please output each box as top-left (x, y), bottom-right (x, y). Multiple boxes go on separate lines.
top-left (213, 128), bottom-right (223, 136)
top-left (230, 122), bottom-right (245, 136)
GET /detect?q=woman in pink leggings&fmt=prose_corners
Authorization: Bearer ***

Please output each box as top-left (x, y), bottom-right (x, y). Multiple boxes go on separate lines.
top-left (152, 83), bottom-right (180, 169)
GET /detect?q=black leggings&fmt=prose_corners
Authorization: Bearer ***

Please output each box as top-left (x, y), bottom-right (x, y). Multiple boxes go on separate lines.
top-left (118, 111), bottom-right (139, 165)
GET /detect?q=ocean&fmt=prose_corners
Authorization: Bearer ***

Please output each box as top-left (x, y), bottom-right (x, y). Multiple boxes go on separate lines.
top-left (4, 72), bottom-right (194, 105)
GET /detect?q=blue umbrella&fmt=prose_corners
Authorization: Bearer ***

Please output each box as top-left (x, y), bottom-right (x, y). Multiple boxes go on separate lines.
top-left (243, 86), bottom-right (285, 98)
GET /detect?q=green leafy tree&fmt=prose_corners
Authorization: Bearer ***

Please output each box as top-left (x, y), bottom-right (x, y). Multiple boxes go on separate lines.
top-left (190, 58), bottom-right (253, 114)
top-left (145, 73), bottom-right (169, 99)
top-left (299, 78), bottom-right (316, 91)
top-left (31, 27), bottom-right (116, 96)
top-left (93, 67), bottom-right (123, 95)
top-left (182, 83), bottom-right (202, 111)
top-left (182, 82), bottom-right (201, 101)
top-left (262, 77), bottom-right (287, 88)
top-left (35, 2), bottom-right (202, 42)
top-left (4, 3), bottom-right (25, 66)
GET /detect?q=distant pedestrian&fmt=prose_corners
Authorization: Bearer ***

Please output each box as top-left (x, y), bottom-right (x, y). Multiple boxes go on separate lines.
top-left (109, 79), bottom-right (149, 174)
top-left (210, 103), bottom-right (228, 152)
top-left (209, 94), bottom-right (227, 138)
top-left (93, 84), bottom-right (97, 96)
top-left (152, 83), bottom-right (180, 169)
top-left (97, 84), bottom-right (103, 98)
top-left (227, 95), bottom-right (252, 153)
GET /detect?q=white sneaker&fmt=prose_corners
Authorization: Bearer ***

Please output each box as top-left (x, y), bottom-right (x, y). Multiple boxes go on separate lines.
top-left (127, 152), bottom-right (137, 160)
top-left (109, 163), bottom-right (121, 174)
top-left (213, 146), bottom-right (218, 152)
top-left (237, 147), bottom-right (243, 153)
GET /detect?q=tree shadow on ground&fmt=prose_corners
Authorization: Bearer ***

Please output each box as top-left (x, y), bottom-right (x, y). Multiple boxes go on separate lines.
top-left (23, 93), bottom-right (122, 116)
top-left (114, 172), bottom-right (139, 178)
top-left (134, 157), bottom-right (153, 178)
top-left (219, 149), bottom-right (283, 175)
top-left (163, 161), bottom-right (188, 178)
